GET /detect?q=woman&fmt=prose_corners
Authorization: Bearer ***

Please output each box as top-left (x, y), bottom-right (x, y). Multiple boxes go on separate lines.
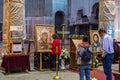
top-left (39, 32), bottom-right (49, 50)
top-left (51, 34), bottom-right (61, 70)
top-left (76, 35), bottom-right (91, 80)
top-left (92, 34), bottom-right (101, 52)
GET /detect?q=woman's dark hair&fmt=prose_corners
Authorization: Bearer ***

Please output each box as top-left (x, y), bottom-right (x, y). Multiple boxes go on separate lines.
top-left (82, 35), bottom-right (88, 42)
top-left (98, 28), bottom-right (107, 34)
top-left (52, 34), bottom-right (59, 39)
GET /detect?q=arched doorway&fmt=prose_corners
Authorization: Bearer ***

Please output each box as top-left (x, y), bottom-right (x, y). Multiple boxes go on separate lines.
top-left (91, 2), bottom-right (99, 30)
top-left (92, 2), bottom-right (99, 20)
top-left (55, 11), bottom-right (64, 39)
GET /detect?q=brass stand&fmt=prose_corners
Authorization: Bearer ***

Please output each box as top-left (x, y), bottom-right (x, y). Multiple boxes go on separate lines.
top-left (61, 24), bottom-right (65, 49)
top-left (91, 65), bottom-right (97, 80)
top-left (56, 24), bottom-right (69, 49)
top-left (91, 51), bottom-right (98, 80)
top-left (92, 78), bottom-right (97, 80)
top-left (27, 38), bottom-right (34, 54)
top-left (53, 47), bottom-right (61, 80)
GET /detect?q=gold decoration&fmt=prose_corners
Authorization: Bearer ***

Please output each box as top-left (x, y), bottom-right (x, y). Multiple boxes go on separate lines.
top-left (35, 24), bottom-right (54, 52)
top-left (53, 47), bottom-right (61, 80)
top-left (91, 51), bottom-right (98, 80)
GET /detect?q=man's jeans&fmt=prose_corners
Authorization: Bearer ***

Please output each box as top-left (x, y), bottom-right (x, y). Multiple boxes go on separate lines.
top-left (102, 54), bottom-right (114, 80)
top-left (78, 64), bottom-right (90, 80)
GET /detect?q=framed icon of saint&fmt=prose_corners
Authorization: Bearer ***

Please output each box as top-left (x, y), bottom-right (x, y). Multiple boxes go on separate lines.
top-left (35, 24), bottom-right (54, 52)
top-left (90, 30), bottom-right (101, 52)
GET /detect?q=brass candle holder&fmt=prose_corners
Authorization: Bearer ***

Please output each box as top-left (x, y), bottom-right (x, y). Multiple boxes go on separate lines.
top-left (91, 51), bottom-right (98, 80)
top-left (53, 47), bottom-right (61, 80)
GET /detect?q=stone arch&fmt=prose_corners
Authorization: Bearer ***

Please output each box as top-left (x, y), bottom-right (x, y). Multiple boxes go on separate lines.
top-left (77, 9), bottom-right (83, 20)
top-left (92, 2), bottom-right (99, 20)
top-left (55, 11), bottom-right (64, 38)
top-left (55, 11), bottom-right (64, 31)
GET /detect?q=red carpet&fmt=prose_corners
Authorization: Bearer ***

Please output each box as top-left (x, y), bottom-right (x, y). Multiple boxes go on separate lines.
top-left (68, 69), bottom-right (115, 80)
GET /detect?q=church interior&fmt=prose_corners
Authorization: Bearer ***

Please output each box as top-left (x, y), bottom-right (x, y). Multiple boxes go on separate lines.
top-left (0, 0), bottom-right (120, 80)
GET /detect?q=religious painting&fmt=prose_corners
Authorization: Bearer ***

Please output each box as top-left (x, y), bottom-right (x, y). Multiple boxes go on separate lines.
top-left (10, 26), bottom-right (24, 39)
top-left (10, 42), bottom-right (22, 54)
top-left (11, 31), bottom-right (23, 39)
top-left (35, 24), bottom-right (54, 52)
top-left (90, 30), bottom-right (101, 52)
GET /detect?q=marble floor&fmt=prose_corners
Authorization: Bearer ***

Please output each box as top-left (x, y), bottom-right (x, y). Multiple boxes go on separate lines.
top-left (0, 64), bottom-right (119, 80)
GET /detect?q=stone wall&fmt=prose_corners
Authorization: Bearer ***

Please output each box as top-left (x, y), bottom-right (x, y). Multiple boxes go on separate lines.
top-left (25, 0), bottom-right (52, 17)
top-left (0, 0), bottom-right (3, 22)
top-left (70, 0), bottom-right (99, 25)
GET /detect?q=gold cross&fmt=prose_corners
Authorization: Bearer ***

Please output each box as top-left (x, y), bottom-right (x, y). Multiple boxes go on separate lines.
top-left (57, 24), bottom-right (70, 49)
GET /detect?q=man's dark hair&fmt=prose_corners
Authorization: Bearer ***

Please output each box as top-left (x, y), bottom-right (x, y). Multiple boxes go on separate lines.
top-left (98, 28), bottom-right (107, 34)
top-left (82, 35), bottom-right (88, 42)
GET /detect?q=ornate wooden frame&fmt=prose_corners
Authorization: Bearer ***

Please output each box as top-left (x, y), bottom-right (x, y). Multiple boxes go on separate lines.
top-left (90, 30), bottom-right (101, 52)
top-left (34, 24), bottom-right (54, 52)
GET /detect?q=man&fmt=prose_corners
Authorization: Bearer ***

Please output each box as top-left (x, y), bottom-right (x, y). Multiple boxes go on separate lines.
top-left (98, 28), bottom-right (114, 80)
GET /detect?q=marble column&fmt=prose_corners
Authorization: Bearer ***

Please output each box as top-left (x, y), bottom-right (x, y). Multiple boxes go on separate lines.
top-left (3, 0), bottom-right (26, 47)
top-left (114, 0), bottom-right (120, 40)
top-left (9, 0), bottom-right (26, 39)
top-left (99, 0), bottom-right (115, 37)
